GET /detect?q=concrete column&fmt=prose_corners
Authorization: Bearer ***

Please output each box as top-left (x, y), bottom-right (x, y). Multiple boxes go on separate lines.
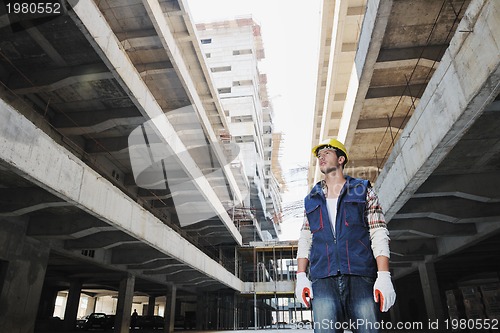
top-left (418, 262), bottom-right (444, 322)
top-left (233, 293), bottom-right (238, 330)
top-left (235, 247), bottom-right (239, 278)
top-left (36, 286), bottom-right (59, 321)
top-left (147, 296), bottom-right (156, 316)
top-left (0, 219), bottom-right (50, 333)
top-left (164, 285), bottom-right (176, 333)
top-left (63, 280), bottom-right (82, 330)
top-left (196, 293), bottom-right (206, 330)
top-left (389, 298), bottom-right (401, 324)
top-left (226, 294), bottom-right (231, 329)
top-left (114, 274), bottom-right (135, 333)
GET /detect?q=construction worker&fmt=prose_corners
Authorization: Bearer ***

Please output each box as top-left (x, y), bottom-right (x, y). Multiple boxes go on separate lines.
top-left (295, 138), bottom-right (396, 333)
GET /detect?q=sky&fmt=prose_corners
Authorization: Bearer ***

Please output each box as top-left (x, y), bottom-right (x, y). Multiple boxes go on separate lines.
top-left (185, 0), bottom-right (323, 240)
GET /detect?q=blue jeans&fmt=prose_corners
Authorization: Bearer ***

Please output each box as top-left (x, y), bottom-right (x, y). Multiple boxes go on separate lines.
top-left (311, 275), bottom-right (380, 333)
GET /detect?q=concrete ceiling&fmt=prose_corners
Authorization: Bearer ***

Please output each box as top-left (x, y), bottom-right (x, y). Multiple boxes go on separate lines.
top-left (386, 95), bottom-right (500, 278)
top-left (309, 0), bottom-right (500, 285)
top-left (345, 0), bottom-right (473, 179)
top-left (334, 0), bottom-right (500, 281)
top-left (0, 0), bottom-right (252, 295)
top-left (368, 0), bottom-right (500, 283)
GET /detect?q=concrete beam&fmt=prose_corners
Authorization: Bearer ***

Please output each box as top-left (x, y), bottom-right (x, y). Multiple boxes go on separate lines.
top-left (64, 231), bottom-right (140, 249)
top-left (69, 0), bottom-right (243, 245)
top-left (390, 239), bottom-right (437, 256)
top-left (127, 258), bottom-right (178, 270)
top-left (144, 266), bottom-right (194, 276)
top-left (115, 28), bottom-right (157, 41)
top-left (85, 136), bottom-right (129, 154)
top-left (0, 187), bottom-right (71, 217)
top-left (242, 281), bottom-right (295, 295)
top-left (377, 45), bottom-right (447, 62)
top-left (111, 248), bottom-right (167, 265)
top-left (138, 63), bottom-right (175, 77)
top-left (0, 97), bottom-right (244, 292)
top-left (121, 35), bottom-right (162, 51)
top-left (366, 83), bottom-right (427, 99)
top-left (373, 58), bottom-right (438, 70)
top-left (139, 263), bottom-right (186, 274)
top-left (394, 226), bottom-right (500, 281)
top-left (10, 63), bottom-right (113, 94)
top-left (416, 172), bottom-right (500, 201)
top-left (24, 24), bottom-right (67, 67)
top-left (318, 0), bottom-right (353, 141)
top-left (338, 0), bottom-right (394, 146)
top-left (27, 214), bottom-right (114, 238)
top-left (390, 254), bottom-right (425, 263)
top-left (182, 223), bottom-right (227, 233)
top-left (388, 218), bottom-right (476, 237)
top-left (144, 0), bottom-right (242, 203)
top-left (346, 6), bottom-right (365, 16)
top-left (357, 116), bottom-right (409, 130)
top-left (435, 221), bottom-right (500, 258)
top-left (52, 107), bottom-right (143, 133)
top-left (376, 0), bottom-right (500, 220)
top-left (393, 212), bottom-right (500, 224)
top-left (397, 197), bottom-right (500, 220)
top-left (135, 61), bottom-right (174, 73)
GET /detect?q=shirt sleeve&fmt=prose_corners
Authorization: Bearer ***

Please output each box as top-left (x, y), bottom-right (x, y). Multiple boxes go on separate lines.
top-left (366, 186), bottom-right (387, 229)
top-left (296, 213), bottom-right (312, 259)
top-left (366, 187), bottom-right (391, 258)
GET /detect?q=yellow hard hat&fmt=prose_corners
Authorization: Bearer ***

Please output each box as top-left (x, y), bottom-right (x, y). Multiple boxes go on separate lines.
top-left (312, 138), bottom-right (348, 163)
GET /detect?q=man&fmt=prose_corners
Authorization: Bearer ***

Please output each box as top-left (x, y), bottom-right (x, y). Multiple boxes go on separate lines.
top-left (131, 309), bottom-right (138, 329)
top-left (295, 138), bottom-right (396, 333)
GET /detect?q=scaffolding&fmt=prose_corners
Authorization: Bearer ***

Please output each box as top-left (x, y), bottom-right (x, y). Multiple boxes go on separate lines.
top-left (237, 241), bottom-right (313, 329)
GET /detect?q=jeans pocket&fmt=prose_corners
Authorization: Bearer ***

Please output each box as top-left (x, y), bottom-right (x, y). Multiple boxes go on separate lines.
top-left (359, 275), bottom-right (376, 285)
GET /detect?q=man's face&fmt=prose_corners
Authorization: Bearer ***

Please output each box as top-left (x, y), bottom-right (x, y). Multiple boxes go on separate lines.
top-left (317, 148), bottom-right (341, 174)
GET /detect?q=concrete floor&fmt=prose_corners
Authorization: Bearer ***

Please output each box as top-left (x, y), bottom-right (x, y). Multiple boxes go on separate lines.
top-left (176, 330), bottom-right (313, 333)
top-left (34, 322), bottom-right (449, 333)
top-left (35, 325), bottom-right (314, 333)
top-left (35, 329), bottom-right (449, 333)
top-left (148, 328), bottom-right (447, 333)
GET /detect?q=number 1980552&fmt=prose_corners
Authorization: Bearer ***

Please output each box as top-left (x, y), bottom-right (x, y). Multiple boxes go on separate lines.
top-left (5, 2), bottom-right (62, 15)
top-left (444, 318), bottom-right (498, 330)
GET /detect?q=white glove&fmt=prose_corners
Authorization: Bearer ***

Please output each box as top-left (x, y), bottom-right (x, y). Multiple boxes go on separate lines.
top-left (295, 272), bottom-right (313, 308)
top-left (373, 271), bottom-right (396, 312)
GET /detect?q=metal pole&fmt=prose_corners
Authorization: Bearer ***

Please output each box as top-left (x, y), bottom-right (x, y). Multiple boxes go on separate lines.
top-left (253, 246), bottom-right (257, 330)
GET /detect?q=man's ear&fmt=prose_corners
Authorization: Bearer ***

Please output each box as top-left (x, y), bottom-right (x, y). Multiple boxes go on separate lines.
top-left (338, 155), bottom-right (346, 165)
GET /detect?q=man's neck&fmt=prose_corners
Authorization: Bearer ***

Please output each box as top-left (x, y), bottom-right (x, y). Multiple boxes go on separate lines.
top-left (323, 170), bottom-right (346, 198)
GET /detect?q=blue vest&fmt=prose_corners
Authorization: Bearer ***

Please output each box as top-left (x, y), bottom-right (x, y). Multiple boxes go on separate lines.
top-left (304, 176), bottom-right (377, 279)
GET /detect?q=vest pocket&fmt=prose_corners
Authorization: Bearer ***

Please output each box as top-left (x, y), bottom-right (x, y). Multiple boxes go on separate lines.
top-left (343, 200), bottom-right (367, 228)
top-left (305, 205), bottom-right (323, 233)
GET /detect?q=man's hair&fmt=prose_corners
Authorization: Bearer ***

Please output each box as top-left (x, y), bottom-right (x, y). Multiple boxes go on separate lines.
top-left (336, 149), bottom-right (347, 167)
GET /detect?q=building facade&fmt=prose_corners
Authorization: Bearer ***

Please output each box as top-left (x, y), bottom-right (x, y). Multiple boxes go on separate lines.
top-left (197, 18), bottom-right (284, 243)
